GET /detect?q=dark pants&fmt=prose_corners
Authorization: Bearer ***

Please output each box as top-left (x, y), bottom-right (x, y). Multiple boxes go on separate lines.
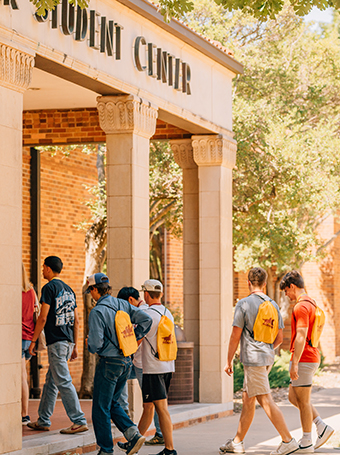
top-left (92, 356), bottom-right (138, 453)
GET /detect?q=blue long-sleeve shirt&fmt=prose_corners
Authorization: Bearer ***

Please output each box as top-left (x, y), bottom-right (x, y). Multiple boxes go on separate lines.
top-left (88, 294), bottom-right (152, 358)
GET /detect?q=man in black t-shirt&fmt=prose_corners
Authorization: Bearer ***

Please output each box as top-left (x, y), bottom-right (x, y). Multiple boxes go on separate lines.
top-left (28, 256), bottom-right (88, 434)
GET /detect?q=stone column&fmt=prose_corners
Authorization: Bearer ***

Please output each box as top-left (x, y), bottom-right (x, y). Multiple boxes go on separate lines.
top-left (170, 139), bottom-right (200, 400)
top-left (0, 41), bottom-right (34, 453)
top-left (97, 95), bottom-right (158, 294)
top-left (192, 134), bottom-right (236, 403)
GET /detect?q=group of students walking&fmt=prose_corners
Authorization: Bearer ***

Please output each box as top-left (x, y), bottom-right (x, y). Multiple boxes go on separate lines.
top-left (221, 267), bottom-right (333, 455)
top-left (22, 258), bottom-right (333, 455)
top-left (23, 256), bottom-right (177, 455)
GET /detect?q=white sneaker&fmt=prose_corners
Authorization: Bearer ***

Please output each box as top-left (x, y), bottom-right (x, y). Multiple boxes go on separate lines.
top-left (314, 425), bottom-right (335, 450)
top-left (295, 439), bottom-right (314, 453)
top-left (219, 439), bottom-right (245, 454)
top-left (270, 438), bottom-right (299, 455)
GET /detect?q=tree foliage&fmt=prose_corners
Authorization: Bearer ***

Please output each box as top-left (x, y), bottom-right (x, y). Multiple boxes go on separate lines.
top-left (30, 0), bottom-right (337, 22)
top-left (186, 3), bottom-right (340, 278)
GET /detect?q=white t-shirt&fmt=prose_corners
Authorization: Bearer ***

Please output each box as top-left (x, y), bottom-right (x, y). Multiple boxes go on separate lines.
top-left (132, 302), bottom-right (149, 370)
top-left (141, 304), bottom-right (175, 374)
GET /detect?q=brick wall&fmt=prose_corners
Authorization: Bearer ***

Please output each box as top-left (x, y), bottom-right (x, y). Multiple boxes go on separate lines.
top-left (163, 231), bottom-right (184, 326)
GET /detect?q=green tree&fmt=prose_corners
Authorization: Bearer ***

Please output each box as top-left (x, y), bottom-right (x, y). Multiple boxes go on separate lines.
top-left (31, 0), bottom-right (337, 24)
top-left (186, 3), bottom-right (340, 307)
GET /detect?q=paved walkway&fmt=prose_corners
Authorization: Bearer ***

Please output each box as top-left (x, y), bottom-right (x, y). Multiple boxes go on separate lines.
top-left (12, 385), bottom-right (340, 455)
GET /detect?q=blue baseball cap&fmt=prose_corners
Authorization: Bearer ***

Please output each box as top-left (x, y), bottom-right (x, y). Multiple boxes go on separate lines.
top-left (85, 273), bottom-right (109, 293)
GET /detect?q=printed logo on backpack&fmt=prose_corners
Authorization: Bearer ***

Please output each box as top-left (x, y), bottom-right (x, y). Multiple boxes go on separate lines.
top-left (115, 310), bottom-right (139, 357)
top-left (147, 307), bottom-right (178, 361)
top-left (252, 297), bottom-right (279, 344)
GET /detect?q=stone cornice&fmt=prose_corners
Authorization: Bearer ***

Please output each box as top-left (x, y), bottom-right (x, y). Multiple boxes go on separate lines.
top-left (170, 139), bottom-right (197, 169)
top-left (192, 135), bottom-right (236, 169)
top-left (0, 43), bottom-right (34, 93)
top-left (97, 95), bottom-right (158, 139)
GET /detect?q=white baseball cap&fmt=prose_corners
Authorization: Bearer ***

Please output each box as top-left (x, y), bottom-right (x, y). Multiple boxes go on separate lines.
top-left (140, 279), bottom-right (163, 292)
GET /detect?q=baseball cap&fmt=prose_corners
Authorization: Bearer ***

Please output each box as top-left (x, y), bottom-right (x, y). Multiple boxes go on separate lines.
top-left (85, 273), bottom-right (110, 293)
top-left (141, 279), bottom-right (163, 293)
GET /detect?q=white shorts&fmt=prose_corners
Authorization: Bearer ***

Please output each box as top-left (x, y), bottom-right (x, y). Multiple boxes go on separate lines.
top-left (243, 365), bottom-right (272, 398)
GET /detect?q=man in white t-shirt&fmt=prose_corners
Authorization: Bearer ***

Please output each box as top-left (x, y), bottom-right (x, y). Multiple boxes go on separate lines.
top-left (119, 279), bottom-right (176, 455)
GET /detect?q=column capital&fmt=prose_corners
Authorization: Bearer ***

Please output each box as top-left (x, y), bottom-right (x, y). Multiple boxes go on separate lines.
top-left (0, 43), bottom-right (34, 93)
top-left (97, 95), bottom-right (158, 139)
top-left (170, 139), bottom-right (197, 169)
top-left (192, 134), bottom-right (236, 169)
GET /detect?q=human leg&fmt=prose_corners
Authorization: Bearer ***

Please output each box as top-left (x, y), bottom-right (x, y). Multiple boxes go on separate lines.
top-left (118, 382), bottom-right (130, 416)
top-left (154, 399), bottom-right (174, 451)
top-left (257, 393), bottom-right (292, 442)
top-left (234, 391), bottom-right (256, 442)
top-left (22, 356), bottom-right (29, 418)
top-left (48, 341), bottom-right (87, 425)
top-left (139, 402), bottom-right (156, 435)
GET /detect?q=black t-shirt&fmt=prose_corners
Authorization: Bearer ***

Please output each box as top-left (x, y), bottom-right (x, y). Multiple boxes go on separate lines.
top-left (41, 278), bottom-right (77, 346)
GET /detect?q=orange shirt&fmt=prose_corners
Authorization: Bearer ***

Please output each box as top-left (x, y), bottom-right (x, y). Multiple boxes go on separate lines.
top-left (290, 295), bottom-right (320, 363)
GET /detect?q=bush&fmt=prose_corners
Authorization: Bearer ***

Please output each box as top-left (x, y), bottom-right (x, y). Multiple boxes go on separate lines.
top-left (233, 350), bottom-right (291, 392)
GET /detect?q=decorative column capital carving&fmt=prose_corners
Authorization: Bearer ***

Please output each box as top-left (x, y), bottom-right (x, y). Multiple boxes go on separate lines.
top-left (170, 139), bottom-right (197, 169)
top-left (192, 134), bottom-right (236, 169)
top-left (97, 95), bottom-right (158, 139)
top-left (0, 43), bottom-right (34, 93)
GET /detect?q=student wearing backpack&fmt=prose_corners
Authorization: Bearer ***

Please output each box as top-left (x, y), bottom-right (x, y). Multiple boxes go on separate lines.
top-left (280, 271), bottom-right (334, 452)
top-left (119, 279), bottom-right (177, 455)
top-left (116, 286), bottom-right (165, 446)
top-left (86, 273), bottom-right (152, 455)
top-left (220, 267), bottom-right (298, 455)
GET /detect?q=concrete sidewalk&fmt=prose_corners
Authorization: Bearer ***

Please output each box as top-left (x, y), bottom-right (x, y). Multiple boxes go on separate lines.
top-left (129, 387), bottom-right (340, 455)
top-left (9, 386), bottom-right (340, 455)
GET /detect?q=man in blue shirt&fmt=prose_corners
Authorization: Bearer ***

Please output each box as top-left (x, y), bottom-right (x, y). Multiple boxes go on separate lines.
top-left (87, 273), bottom-right (152, 455)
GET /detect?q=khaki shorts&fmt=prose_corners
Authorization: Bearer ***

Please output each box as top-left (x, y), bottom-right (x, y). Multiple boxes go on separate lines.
top-left (243, 365), bottom-right (272, 398)
top-left (289, 362), bottom-right (319, 387)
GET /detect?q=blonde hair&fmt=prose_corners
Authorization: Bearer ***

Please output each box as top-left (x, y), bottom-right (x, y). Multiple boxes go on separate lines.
top-left (22, 263), bottom-right (32, 292)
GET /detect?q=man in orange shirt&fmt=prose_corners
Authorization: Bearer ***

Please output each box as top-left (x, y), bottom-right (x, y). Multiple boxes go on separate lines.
top-left (280, 271), bottom-right (334, 453)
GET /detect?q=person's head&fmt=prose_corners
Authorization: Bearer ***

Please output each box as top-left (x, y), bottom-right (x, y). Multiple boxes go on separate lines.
top-left (43, 256), bottom-right (63, 280)
top-left (248, 267), bottom-right (267, 290)
top-left (117, 286), bottom-right (140, 306)
top-left (280, 271), bottom-right (305, 301)
top-left (140, 279), bottom-right (163, 305)
top-left (86, 273), bottom-right (112, 300)
top-left (22, 263), bottom-right (32, 292)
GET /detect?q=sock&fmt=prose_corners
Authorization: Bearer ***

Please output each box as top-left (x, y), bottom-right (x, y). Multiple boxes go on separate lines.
top-left (233, 441), bottom-right (243, 445)
top-left (282, 439), bottom-right (293, 445)
top-left (300, 432), bottom-right (312, 446)
top-left (314, 416), bottom-right (326, 435)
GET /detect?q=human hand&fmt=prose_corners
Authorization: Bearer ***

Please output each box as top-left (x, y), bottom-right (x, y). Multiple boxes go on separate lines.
top-left (70, 345), bottom-right (78, 361)
top-left (29, 341), bottom-right (37, 356)
top-left (290, 362), bottom-right (299, 381)
top-left (224, 363), bottom-right (233, 376)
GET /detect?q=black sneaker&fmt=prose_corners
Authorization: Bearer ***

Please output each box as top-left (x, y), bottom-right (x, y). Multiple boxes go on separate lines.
top-left (97, 449), bottom-right (114, 455)
top-left (125, 434), bottom-right (146, 455)
top-left (145, 434), bottom-right (165, 445)
top-left (22, 416), bottom-right (30, 425)
top-left (154, 449), bottom-right (178, 455)
top-left (117, 441), bottom-right (128, 452)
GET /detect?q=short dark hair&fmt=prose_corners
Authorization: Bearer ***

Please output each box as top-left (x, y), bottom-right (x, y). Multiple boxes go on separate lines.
top-left (44, 256), bottom-right (63, 273)
top-left (117, 286), bottom-right (139, 301)
top-left (146, 290), bottom-right (162, 300)
top-left (248, 267), bottom-right (267, 287)
top-left (280, 271), bottom-right (304, 290)
top-left (95, 283), bottom-right (112, 296)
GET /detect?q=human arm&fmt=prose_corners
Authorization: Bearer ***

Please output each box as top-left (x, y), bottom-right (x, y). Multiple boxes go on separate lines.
top-left (87, 310), bottom-right (106, 354)
top-left (224, 326), bottom-right (243, 376)
top-left (129, 305), bottom-right (152, 340)
top-left (273, 328), bottom-right (283, 350)
top-left (70, 307), bottom-right (79, 361)
top-left (29, 303), bottom-right (50, 356)
top-left (290, 326), bottom-right (308, 380)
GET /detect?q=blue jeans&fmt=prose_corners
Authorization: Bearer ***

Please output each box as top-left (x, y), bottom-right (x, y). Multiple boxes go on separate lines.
top-left (92, 357), bottom-right (139, 453)
top-left (118, 364), bottom-right (163, 437)
top-left (38, 341), bottom-right (86, 427)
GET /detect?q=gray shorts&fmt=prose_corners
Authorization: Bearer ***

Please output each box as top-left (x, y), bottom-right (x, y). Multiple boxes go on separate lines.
top-left (289, 362), bottom-right (319, 387)
top-left (243, 365), bottom-right (272, 398)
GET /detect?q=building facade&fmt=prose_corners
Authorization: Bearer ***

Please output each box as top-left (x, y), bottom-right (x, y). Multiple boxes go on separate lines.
top-left (0, 0), bottom-right (242, 452)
